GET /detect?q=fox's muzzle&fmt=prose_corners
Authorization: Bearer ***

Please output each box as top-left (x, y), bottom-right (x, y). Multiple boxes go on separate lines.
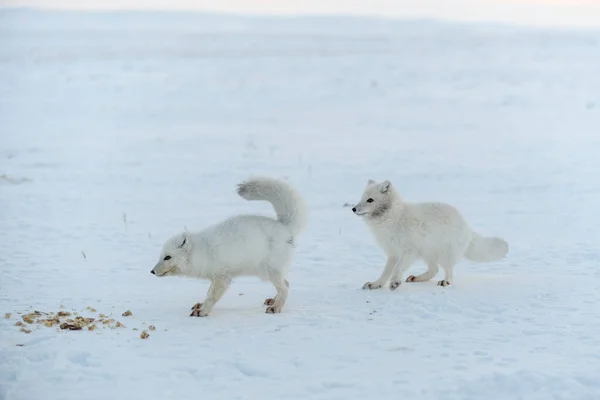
top-left (150, 262), bottom-right (163, 276)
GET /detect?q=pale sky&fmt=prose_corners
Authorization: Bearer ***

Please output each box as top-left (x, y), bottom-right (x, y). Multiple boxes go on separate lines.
top-left (2, 0), bottom-right (600, 28)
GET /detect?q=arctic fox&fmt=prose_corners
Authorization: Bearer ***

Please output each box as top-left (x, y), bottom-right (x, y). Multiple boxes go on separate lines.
top-left (150, 176), bottom-right (308, 317)
top-left (352, 179), bottom-right (508, 290)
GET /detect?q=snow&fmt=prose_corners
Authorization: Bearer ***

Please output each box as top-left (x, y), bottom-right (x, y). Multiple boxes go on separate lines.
top-left (1, 9), bottom-right (600, 400)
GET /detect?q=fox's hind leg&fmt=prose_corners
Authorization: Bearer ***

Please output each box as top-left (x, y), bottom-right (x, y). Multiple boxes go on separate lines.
top-left (437, 249), bottom-right (462, 286)
top-left (437, 264), bottom-right (454, 287)
top-left (406, 262), bottom-right (439, 283)
top-left (264, 280), bottom-right (289, 306)
top-left (265, 271), bottom-right (289, 314)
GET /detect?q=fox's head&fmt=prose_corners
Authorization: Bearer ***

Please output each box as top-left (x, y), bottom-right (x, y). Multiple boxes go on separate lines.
top-left (150, 232), bottom-right (191, 277)
top-left (351, 179), bottom-right (395, 219)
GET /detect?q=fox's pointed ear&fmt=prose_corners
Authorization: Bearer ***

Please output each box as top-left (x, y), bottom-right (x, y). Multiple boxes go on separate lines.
top-left (367, 179), bottom-right (376, 185)
top-left (178, 234), bottom-right (188, 248)
top-left (378, 180), bottom-right (391, 193)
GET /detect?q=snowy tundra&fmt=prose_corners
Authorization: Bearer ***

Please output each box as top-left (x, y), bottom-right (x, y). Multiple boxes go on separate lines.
top-left (1, 9), bottom-right (599, 400)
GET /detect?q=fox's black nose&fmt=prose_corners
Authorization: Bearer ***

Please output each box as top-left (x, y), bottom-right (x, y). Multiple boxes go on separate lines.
top-left (352, 207), bottom-right (357, 213)
top-left (150, 270), bottom-right (155, 275)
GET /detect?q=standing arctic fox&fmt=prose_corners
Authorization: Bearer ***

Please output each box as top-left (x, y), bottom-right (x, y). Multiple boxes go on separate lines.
top-left (151, 176), bottom-right (308, 317)
top-left (352, 179), bottom-right (508, 290)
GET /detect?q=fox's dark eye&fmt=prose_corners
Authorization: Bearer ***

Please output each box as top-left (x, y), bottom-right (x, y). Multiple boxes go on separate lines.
top-left (164, 255), bottom-right (171, 261)
top-left (366, 198), bottom-right (374, 203)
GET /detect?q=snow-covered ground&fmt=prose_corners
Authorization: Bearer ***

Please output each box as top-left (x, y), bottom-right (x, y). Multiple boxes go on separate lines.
top-left (1, 9), bottom-right (600, 400)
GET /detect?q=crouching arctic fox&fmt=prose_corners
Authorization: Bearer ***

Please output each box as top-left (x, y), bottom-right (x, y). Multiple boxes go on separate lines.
top-left (352, 179), bottom-right (508, 290)
top-left (151, 176), bottom-right (308, 317)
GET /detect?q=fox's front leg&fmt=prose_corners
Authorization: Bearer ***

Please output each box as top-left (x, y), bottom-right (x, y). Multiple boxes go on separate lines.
top-left (190, 277), bottom-right (231, 317)
top-left (363, 256), bottom-right (398, 290)
top-left (388, 252), bottom-right (418, 290)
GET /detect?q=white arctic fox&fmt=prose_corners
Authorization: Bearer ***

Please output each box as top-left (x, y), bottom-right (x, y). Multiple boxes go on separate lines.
top-left (151, 176), bottom-right (308, 317)
top-left (352, 179), bottom-right (508, 290)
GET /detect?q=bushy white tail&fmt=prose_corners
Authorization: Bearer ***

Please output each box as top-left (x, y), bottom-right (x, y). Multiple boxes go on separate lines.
top-left (236, 176), bottom-right (308, 236)
top-left (464, 231), bottom-right (509, 262)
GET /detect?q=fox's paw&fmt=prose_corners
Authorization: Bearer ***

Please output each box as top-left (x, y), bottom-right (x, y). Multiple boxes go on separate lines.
top-left (264, 298), bottom-right (275, 306)
top-left (362, 282), bottom-right (382, 290)
top-left (190, 303), bottom-right (210, 317)
top-left (265, 306), bottom-right (281, 314)
top-left (190, 308), bottom-right (210, 317)
top-left (406, 275), bottom-right (418, 282)
top-left (437, 280), bottom-right (451, 287)
top-left (389, 281), bottom-right (401, 291)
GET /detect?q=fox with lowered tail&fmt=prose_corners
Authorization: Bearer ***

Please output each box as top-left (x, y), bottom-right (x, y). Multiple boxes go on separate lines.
top-left (352, 179), bottom-right (508, 291)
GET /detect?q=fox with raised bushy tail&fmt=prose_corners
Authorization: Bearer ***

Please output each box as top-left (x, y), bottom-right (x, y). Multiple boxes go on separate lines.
top-left (151, 176), bottom-right (308, 317)
top-left (351, 179), bottom-right (508, 290)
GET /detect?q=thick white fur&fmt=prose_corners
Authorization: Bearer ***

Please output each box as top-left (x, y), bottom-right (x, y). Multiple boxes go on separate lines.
top-left (151, 176), bottom-right (308, 317)
top-left (352, 179), bottom-right (508, 290)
